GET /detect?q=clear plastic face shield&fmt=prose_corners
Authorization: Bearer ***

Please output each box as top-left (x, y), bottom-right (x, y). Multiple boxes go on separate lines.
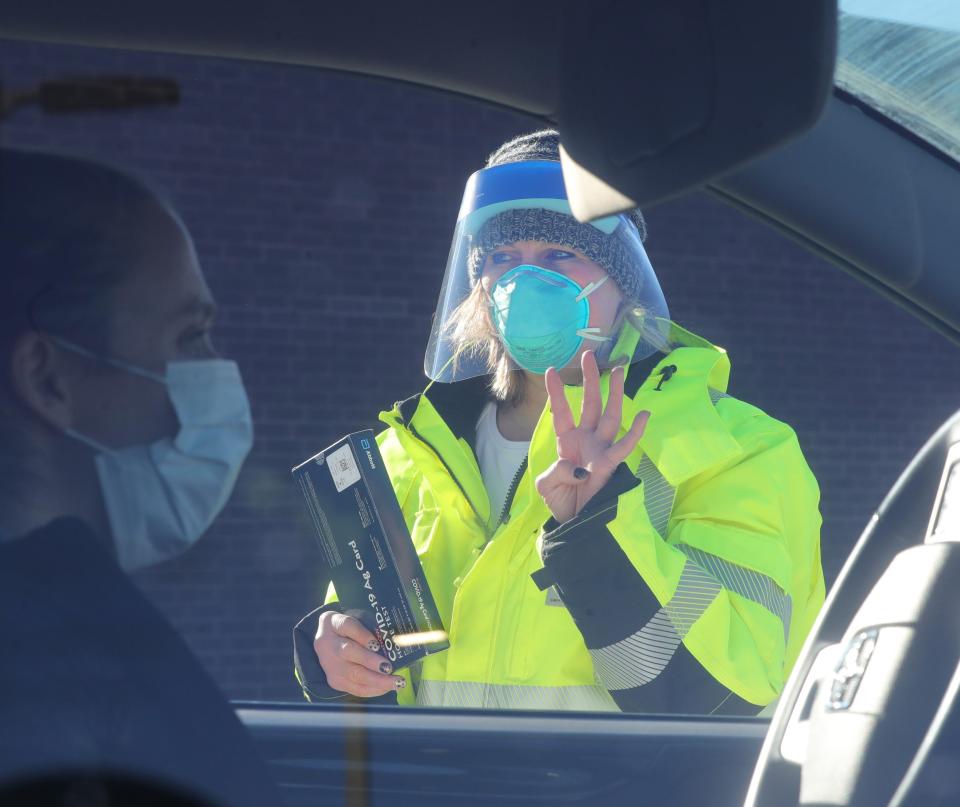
top-left (424, 160), bottom-right (670, 383)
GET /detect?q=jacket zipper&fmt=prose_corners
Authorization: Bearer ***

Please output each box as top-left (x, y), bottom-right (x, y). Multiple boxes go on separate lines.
top-left (496, 456), bottom-right (528, 528)
top-left (398, 408), bottom-right (527, 536)
top-left (404, 420), bottom-right (486, 530)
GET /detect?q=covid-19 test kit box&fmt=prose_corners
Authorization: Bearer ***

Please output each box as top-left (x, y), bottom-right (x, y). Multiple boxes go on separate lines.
top-left (292, 430), bottom-right (449, 670)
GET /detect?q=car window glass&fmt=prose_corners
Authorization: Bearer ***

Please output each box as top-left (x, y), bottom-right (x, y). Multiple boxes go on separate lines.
top-left (3, 40), bottom-right (959, 715)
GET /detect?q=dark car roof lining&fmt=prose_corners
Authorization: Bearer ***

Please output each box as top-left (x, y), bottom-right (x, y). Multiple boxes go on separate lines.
top-left (2, 5), bottom-right (959, 345)
top-left (711, 91), bottom-right (960, 348)
top-left (0, 3), bottom-right (567, 114)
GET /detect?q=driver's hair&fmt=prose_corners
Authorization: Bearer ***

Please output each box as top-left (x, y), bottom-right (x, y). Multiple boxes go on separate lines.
top-left (0, 148), bottom-right (176, 352)
top-left (0, 148), bottom-right (177, 483)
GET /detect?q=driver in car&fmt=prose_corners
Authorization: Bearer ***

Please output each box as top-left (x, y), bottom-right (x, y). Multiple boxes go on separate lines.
top-left (296, 130), bottom-right (825, 714)
top-left (0, 148), bottom-right (274, 805)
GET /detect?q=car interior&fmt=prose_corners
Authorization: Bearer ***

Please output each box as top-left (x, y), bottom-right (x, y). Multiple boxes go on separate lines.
top-left (2, 1), bottom-right (960, 805)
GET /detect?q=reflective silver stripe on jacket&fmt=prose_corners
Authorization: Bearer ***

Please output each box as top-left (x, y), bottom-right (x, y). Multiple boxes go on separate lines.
top-left (590, 560), bottom-right (721, 691)
top-left (634, 454), bottom-right (675, 539)
top-left (416, 680), bottom-right (619, 711)
top-left (632, 387), bottom-right (727, 540)
top-left (676, 544), bottom-right (792, 642)
top-left (591, 388), bottom-right (789, 691)
top-left (708, 388), bottom-right (730, 406)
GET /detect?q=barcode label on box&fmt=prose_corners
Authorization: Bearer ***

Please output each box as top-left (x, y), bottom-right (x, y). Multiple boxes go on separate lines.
top-left (327, 443), bottom-right (361, 492)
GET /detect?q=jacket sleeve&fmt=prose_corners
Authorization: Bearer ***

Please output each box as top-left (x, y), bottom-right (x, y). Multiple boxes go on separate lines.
top-left (532, 410), bottom-right (823, 714)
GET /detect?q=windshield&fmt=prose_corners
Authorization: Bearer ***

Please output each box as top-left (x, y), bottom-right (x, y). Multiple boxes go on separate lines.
top-left (837, 0), bottom-right (960, 163)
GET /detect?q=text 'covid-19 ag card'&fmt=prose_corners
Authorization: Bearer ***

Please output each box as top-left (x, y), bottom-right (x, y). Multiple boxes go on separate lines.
top-left (293, 430), bottom-right (449, 669)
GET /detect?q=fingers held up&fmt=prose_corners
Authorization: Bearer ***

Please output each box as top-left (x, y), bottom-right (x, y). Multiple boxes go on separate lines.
top-left (608, 410), bottom-right (651, 465)
top-left (545, 366), bottom-right (575, 436)
top-left (579, 350), bottom-right (602, 431)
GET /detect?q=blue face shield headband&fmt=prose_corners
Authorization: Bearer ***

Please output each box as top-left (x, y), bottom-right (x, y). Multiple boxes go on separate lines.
top-left (458, 160), bottom-right (623, 237)
top-left (489, 265), bottom-right (610, 374)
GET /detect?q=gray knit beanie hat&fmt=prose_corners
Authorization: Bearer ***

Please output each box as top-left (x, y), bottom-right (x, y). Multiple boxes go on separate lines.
top-left (468, 130), bottom-right (649, 302)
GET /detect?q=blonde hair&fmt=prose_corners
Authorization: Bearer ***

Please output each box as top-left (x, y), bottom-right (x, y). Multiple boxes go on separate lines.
top-left (444, 284), bottom-right (527, 405)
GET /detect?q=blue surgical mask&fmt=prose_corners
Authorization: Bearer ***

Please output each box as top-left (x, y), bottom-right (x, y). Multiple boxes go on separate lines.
top-left (52, 337), bottom-right (254, 571)
top-left (488, 264), bottom-right (611, 374)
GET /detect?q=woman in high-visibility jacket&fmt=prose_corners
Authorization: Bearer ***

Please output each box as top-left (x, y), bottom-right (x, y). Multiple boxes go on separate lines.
top-left (294, 130), bottom-right (824, 714)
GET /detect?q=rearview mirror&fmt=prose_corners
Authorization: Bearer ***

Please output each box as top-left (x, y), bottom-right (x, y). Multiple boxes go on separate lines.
top-left (558, 0), bottom-right (837, 219)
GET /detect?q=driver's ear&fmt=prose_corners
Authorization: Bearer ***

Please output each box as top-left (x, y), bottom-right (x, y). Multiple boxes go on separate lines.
top-left (9, 332), bottom-right (74, 432)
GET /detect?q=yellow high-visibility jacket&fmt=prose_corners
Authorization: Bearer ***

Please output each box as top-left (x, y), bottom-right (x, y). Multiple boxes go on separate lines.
top-left (296, 326), bottom-right (824, 713)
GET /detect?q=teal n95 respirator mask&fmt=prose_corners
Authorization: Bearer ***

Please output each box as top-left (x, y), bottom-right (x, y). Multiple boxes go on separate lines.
top-left (489, 265), bottom-right (610, 374)
top-left (52, 337), bottom-right (254, 571)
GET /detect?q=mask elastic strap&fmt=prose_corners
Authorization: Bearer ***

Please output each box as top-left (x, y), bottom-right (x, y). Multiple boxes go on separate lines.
top-left (47, 334), bottom-right (167, 385)
top-left (576, 327), bottom-right (612, 343)
top-left (575, 275), bottom-right (608, 303)
top-left (63, 426), bottom-right (113, 455)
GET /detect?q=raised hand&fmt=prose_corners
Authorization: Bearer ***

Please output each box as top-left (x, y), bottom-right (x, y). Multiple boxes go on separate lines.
top-left (535, 351), bottom-right (650, 523)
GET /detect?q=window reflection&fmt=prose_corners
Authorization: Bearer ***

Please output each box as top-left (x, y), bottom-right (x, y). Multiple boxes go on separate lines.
top-left (3, 38), bottom-right (960, 718)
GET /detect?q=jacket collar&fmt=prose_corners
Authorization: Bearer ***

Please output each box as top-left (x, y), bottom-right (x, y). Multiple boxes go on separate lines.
top-left (396, 373), bottom-right (491, 450)
top-left (393, 323), bottom-right (744, 499)
top-left (388, 375), bottom-right (493, 524)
